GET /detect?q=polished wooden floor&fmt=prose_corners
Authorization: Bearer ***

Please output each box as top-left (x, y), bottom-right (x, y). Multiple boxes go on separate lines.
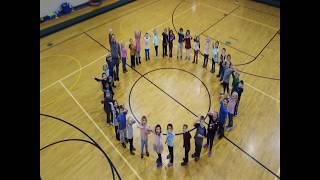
top-left (40, 0), bottom-right (280, 179)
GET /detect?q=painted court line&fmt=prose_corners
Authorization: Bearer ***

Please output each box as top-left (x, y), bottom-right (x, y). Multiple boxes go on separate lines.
top-left (245, 82), bottom-right (280, 102)
top-left (40, 54), bottom-right (106, 93)
top-left (59, 81), bottom-right (143, 180)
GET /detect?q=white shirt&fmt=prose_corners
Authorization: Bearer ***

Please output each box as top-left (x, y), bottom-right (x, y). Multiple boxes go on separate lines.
top-left (144, 37), bottom-right (150, 49)
top-left (194, 41), bottom-right (200, 51)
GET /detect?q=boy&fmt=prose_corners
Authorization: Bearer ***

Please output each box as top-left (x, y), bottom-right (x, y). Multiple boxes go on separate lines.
top-left (127, 116), bottom-right (136, 155)
top-left (177, 28), bottom-right (184, 59)
top-left (218, 95), bottom-right (229, 139)
top-left (181, 124), bottom-right (191, 166)
top-left (192, 116), bottom-right (207, 161)
top-left (165, 123), bottom-right (175, 167)
top-left (117, 105), bottom-right (128, 148)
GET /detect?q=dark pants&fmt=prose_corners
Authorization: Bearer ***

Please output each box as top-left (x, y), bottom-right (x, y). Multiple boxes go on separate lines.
top-left (130, 55), bottom-right (135, 68)
top-left (169, 43), bottom-right (173, 57)
top-left (227, 113), bottom-right (234, 128)
top-left (223, 82), bottom-right (229, 94)
top-left (145, 49), bottom-right (150, 60)
top-left (157, 153), bottom-right (162, 164)
top-left (203, 54), bottom-right (209, 67)
top-left (162, 43), bottom-right (167, 57)
top-left (128, 138), bottom-right (134, 152)
top-left (121, 57), bottom-right (127, 72)
top-left (194, 138), bottom-right (203, 157)
top-left (155, 45), bottom-right (158, 56)
top-left (112, 58), bottom-right (119, 81)
top-left (234, 100), bottom-right (240, 116)
top-left (106, 111), bottom-right (112, 124)
top-left (207, 133), bottom-right (215, 151)
top-left (218, 121), bottom-right (225, 138)
top-left (184, 148), bottom-right (189, 163)
top-left (211, 58), bottom-right (215, 72)
top-left (168, 146), bottom-right (174, 163)
top-left (193, 50), bottom-right (199, 63)
top-left (220, 68), bottom-right (225, 81)
top-left (115, 126), bottom-right (120, 140)
top-left (135, 55), bottom-right (140, 65)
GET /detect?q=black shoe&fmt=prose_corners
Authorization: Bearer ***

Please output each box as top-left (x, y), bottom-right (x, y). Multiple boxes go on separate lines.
top-left (195, 157), bottom-right (199, 161)
top-left (141, 154), bottom-right (144, 159)
top-left (146, 151), bottom-right (149, 157)
top-left (167, 154), bottom-right (170, 159)
top-left (216, 75), bottom-right (220, 77)
top-left (130, 151), bottom-right (135, 155)
top-left (191, 154), bottom-right (196, 158)
top-left (181, 162), bottom-right (188, 166)
top-left (122, 143), bottom-right (126, 148)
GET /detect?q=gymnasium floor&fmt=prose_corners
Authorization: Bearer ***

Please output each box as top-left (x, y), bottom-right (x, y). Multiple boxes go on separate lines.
top-left (40, 0), bottom-right (280, 179)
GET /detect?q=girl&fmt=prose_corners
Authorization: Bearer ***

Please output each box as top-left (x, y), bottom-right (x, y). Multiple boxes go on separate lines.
top-left (203, 112), bottom-right (219, 157)
top-left (226, 92), bottom-right (238, 131)
top-left (192, 115), bottom-right (206, 161)
top-left (153, 29), bottom-right (159, 58)
top-left (153, 124), bottom-right (164, 168)
top-left (144, 32), bottom-right (151, 61)
top-left (177, 28), bottom-right (184, 59)
top-left (217, 48), bottom-right (226, 78)
top-left (162, 28), bottom-right (169, 58)
top-left (218, 95), bottom-right (229, 139)
top-left (211, 41), bottom-right (219, 73)
top-left (203, 37), bottom-right (210, 68)
top-left (127, 116), bottom-right (136, 155)
top-left (193, 35), bottom-right (200, 64)
top-left (168, 29), bottom-right (175, 58)
top-left (137, 116), bottom-right (153, 159)
top-left (165, 123), bottom-right (175, 167)
top-left (184, 30), bottom-right (192, 60)
top-left (135, 30), bottom-right (142, 65)
top-left (129, 38), bottom-right (136, 68)
top-left (120, 42), bottom-right (127, 73)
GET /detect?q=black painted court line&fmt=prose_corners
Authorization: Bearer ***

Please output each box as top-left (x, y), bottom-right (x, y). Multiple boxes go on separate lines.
top-left (84, 21), bottom-right (280, 180)
top-left (242, 5), bottom-right (280, 18)
top-left (40, 0), bottom-right (160, 53)
top-left (40, 113), bottom-right (122, 180)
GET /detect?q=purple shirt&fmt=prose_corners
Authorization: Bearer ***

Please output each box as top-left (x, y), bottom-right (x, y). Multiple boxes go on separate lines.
top-left (135, 33), bottom-right (141, 52)
top-left (227, 98), bottom-right (237, 114)
top-left (121, 47), bottom-right (127, 58)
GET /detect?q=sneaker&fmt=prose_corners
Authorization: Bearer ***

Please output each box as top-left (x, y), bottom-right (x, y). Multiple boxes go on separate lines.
top-left (195, 157), bottom-right (199, 161)
top-left (157, 162), bottom-right (163, 168)
top-left (167, 154), bottom-right (170, 159)
top-left (122, 143), bottom-right (126, 148)
top-left (181, 162), bottom-right (188, 166)
top-left (130, 151), bottom-right (135, 155)
top-left (191, 154), bottom-right (196, 158)
top-left (141, 154), bottom-right (144, 159)
top-left (216, 75), bottom-right (220, 78)
top-left (167, 163), bottom-right (173, 167)
top-left (208, 151), bottom-right (212, 157)
top-left (146, 151), bottom-right (149, 157)
top-left (203, 144), bottom-right (208, 148)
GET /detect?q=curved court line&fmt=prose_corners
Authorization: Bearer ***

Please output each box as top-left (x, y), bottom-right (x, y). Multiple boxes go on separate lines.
top-left (40, 113), bottom-right (122, 180)
top-left (128, 67), bottom-right (212, 135)
top-left (171, 0), bottom-right (280, 81)
top-left (40, 55), bottom-right (82, 108)
top-left (40, 138), bottom-right (117, 179)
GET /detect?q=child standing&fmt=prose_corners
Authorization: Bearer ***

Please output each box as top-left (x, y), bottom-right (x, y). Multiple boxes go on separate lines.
top-left (218, 95), bottom-right (229, 139)
top-left (165, 123), bottom-right (175, 167)
top-left (144, 33), bottom-right (151, 61)
top-left (135, 31), bottom-right (142, 65)
top-left (168, 29), bottom-right (175, 58)
top-left (192, 116), bottom-right (207, 161)
top-left (153, 29), bottom-right (159, 58)
top-left (137, 116), bottom-right (153, 159)
top-left (129, 38), bottom-right (136, 68)
top-left (153, 124), bottom-right (164, 168)
top-left (222, 60), bottom-right (235, 94)
top-left (226, 92), bottom-right (238, 131)
top-left (177, 28), bottom-right (184, 59)
top-left (211, 41), bottom-right (219, 73)
top-left (203, 112), bottom-right (219, 157)
top-left (117, 105), bottom-right (128, 148)
top-left (203, 37), bottom-right (210, 68)
top-left (193, 35), bottom-right (200, 64)
top-left (184, 30), bottom-right (192, 60)
top-left (127, 116), bottom-right (136, 155)
top-left (113, 100), bottom-right (120, 141)
top-left (234, 80), bottom-right (244, 117)
top-left (181, 124), bottom-right (191, 166)
top-left (217, 48), bottom-right (226, 78)
top-left (162, 28), bottom-right (169, 58)
top-left (231, 71), bottom-right (240, 94)
top-left (120, 43), bottom-right (128, 73)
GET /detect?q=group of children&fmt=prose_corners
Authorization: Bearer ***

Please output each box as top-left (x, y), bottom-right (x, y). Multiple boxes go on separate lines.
top-left (93, 27), bottom-right (246, 169)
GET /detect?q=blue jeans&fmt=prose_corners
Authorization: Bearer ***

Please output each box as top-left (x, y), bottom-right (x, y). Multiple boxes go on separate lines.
top-left (121, 57), bottom-right (127, 72)
top-left (141, 139), bottom-right (148, 154)
top-left (145, 49), bottom-right (150, 60)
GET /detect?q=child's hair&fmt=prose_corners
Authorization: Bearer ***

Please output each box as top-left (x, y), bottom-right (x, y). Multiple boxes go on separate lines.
top-left (167, 123), bottom-right (173, 130)
top-left (141, 115), bottom-right (147, 122)
top-left (102, 72), bottom-right (106, 77)
top-left (179, 27), bottom-right (183, 32)
top-left (186, 30), bottom-right (190, 35)
top-left (183, 124), bottom-right (188, 129)
top-left (169, 30), bottom-right (173, 35)
top-left (145, 32), bottom-right (149, 36)
top-left (222, 47), bottom-right (226, 52)
top-left (119, 105), bottom-right (124, 110)
top-left (199, 115), bottom-right (205, 120)
top-left (227, 54), bottom-right (231, 59)
top-left (240, 80), bottom-right (244, 84)
top-left (155, 124), bottom-right (162, 134)
top-left (223, 98), bottom-right (229, 103)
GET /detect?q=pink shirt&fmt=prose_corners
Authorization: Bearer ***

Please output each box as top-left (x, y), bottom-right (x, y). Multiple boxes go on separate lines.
top-left (121, 47), bottom-right (127, 58)
top-left (152, 133), bottom-right (163, 153)
top-left (204, 41), bottom-right (210, 55)
top-left (137, 124), bottom-right (152, 140)
top-left (227, 98), bottom-right (237, 114)
top-left (135, 33), bottom-right (141, 52)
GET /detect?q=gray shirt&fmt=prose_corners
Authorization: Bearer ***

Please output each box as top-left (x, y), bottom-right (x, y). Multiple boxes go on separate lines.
top-left (223, 68), bottom-right (234, 83)
top-left (126, 121), bottom-right (135, 139)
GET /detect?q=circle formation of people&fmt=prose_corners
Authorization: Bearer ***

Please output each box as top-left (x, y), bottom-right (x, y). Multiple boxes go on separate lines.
top-left (93, 28), bottom-right (244, 168)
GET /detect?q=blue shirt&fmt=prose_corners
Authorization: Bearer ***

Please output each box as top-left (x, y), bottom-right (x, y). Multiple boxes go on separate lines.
top-left (178, 32), bottom-right (184, 43)
top-left (117, 112), bottom-right (127, 130)
top-left (219, 101), bottom-right (228, 124)
top-left (153, 34), bottom-right (159, 46)
top-left (166, 131), bottom-right (175, 147)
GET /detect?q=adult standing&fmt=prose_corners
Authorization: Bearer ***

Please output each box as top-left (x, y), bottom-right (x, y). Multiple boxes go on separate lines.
top-left (108, 29), bottom-right (121, 82)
